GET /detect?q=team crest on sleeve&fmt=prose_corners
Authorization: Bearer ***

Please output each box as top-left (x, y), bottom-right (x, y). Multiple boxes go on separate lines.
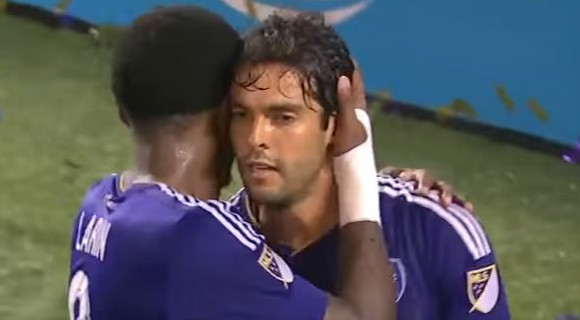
top-left (467, 264), bottom-right (499, 313)
top-left (258, 245), bottom-right (294, 288)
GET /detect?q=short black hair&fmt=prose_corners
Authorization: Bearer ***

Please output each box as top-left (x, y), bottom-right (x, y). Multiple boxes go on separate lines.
top-left (237, 12), bottom-right (354, 117)
top-left (112, 6), bottom-right (242, 122)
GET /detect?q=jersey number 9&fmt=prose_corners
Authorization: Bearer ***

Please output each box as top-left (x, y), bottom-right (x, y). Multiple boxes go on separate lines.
top-left (68, 271), bottom-right (91, 320)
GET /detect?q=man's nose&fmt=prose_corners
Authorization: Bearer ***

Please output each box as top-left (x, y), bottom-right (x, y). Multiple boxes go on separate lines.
top-left (247, 117), bottom-right (270, 150)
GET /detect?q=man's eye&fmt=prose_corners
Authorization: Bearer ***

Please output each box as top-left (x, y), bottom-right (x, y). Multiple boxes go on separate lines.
top-left (231, 110), bottom-right (246, 118)
top-left (274, 113), bottom-right (296, 124)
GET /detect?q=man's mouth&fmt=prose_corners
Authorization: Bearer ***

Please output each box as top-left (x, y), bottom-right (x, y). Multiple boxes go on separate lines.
top-left (247, 159), bottom-right (276, 171)
top-left (245, 160), bottom-right (277, 179)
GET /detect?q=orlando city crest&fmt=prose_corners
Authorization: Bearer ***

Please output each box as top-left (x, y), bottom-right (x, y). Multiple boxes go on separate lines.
top-left (258, 245), bottom-right (294, 288)
top-left (467, 264), bottom-right (499, 313)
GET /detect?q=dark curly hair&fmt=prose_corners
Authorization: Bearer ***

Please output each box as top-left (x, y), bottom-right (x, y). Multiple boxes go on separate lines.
top-left (112, 6), bottom-right (241, 123)
top-left (237, 12), bottom-right (354, 124)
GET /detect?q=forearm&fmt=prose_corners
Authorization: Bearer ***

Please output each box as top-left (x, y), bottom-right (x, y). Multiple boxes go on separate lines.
top-left (337, 221), bottom-right (395, 320)
top-left (329, 110), bottom-right (396, 320)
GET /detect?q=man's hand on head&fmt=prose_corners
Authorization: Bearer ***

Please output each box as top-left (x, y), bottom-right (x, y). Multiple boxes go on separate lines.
top-left (333, 64), bottom-right (369, 156)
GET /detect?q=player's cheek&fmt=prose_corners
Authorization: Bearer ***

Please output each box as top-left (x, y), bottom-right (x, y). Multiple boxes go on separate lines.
top-left (230, 123), bottom-right (251, 156)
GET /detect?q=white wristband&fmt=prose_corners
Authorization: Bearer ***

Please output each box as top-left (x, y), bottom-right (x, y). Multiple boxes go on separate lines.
top-left (333, 109), bottom-right (381, 227)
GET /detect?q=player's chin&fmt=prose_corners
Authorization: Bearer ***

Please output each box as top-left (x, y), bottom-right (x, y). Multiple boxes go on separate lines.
top-left (245, 184), bottom-right (287, 205)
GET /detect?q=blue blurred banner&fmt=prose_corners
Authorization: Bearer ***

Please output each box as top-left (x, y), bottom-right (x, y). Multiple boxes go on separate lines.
top-left (11, 0), bottom-right (580, 145)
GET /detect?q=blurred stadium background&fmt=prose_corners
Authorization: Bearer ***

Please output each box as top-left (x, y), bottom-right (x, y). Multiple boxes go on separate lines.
top-left (0, 0), bottom-right (578, 319)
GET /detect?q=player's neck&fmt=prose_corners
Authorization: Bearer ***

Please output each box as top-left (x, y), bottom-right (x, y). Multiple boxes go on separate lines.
top-left (257, 164), bottom-right (338, 253)
top-left (129, 121), bottom-right (220, 200)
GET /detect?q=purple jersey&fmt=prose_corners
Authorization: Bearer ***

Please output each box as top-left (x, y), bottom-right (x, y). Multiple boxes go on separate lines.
top-left (231, 173), bottom-right (511, 320)
top-left (68, 174), bottom-right (327, 320)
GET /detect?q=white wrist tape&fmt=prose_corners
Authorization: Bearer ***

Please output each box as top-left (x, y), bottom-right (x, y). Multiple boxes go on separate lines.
top-left (333, 109), bottom-right (381, 227)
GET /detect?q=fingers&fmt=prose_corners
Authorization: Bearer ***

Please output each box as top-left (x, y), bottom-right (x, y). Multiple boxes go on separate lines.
top-left (334, 74), bottom-right (367, 156)
top-left (452, 194), bottom-right (475, 212)
top-left (332, 60), bottom-right (370, 156)
top-left (336, 59), bottom-right (366, 113)
top-left (336, 75), bottom-right (352, 114)
top-left (465, 201), bottom-right (474, 212)
top-left (436, 181), bottom-right (454, 207)
top-left (379, 166), bottom-right (396, 174)
top-left (398, 169), bottom-right (433, 196)
top-left (379, 166), bottom-right (405, 177)
top-left (392, 168), bottom-right (474, 211)
top-left (415, 171), bottom-right (435, 196)
top-left (349, 62), bottom-right (366, 110)
top-left (436, 182), bottom-right (474, 212)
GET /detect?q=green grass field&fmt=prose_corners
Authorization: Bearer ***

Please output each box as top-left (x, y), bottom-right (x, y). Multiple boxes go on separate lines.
top-left (0, 13), bottom-right (579, 320)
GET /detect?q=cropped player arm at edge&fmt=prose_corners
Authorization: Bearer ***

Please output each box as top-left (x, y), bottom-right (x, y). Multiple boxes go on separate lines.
top-left (323, 64), bottom-right (396, 320)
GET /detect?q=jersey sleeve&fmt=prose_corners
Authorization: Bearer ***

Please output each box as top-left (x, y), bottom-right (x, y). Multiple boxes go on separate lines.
top-left (429, 204), bottom-right (511, 320)
top-left (165, 204), bottom-right (328, 320)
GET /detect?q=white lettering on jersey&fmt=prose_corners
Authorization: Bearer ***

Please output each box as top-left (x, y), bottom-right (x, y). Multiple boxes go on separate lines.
top-left (75, 211), bottom-right (112, 262)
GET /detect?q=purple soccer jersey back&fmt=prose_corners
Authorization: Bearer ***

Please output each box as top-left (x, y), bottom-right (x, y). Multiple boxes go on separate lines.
top-left (68, 174), bottom-right (328, 320)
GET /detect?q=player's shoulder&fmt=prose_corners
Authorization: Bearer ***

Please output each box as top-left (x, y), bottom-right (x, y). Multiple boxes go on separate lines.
top-left (79, 173), bottom-right (120, 213)
top-left (77, 173), bottom-right (120, 218)
top-left (377, 173), bottom-right (492, 260)
top-left (153, 184), bottom-right (265, 253)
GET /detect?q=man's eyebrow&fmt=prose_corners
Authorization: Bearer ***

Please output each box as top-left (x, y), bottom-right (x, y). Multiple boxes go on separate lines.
top-left (230, 101), bottom-right (248, 109)
top-left (266, 103), bottom-right (304, 112)
top-left (229, 102), bottom-right (307, 113)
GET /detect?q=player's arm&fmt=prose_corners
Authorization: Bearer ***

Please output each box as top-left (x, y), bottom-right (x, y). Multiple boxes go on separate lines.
top-left (324, 66), bottom-right (396, 320)
top-left (430, 204), bottom-right (511, 320)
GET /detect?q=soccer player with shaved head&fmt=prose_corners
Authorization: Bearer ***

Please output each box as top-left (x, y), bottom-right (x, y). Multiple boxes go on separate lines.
top-left (229, 12), bottom-right (511, 320)
top-left (68, 6), bottom-right (396, 320)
